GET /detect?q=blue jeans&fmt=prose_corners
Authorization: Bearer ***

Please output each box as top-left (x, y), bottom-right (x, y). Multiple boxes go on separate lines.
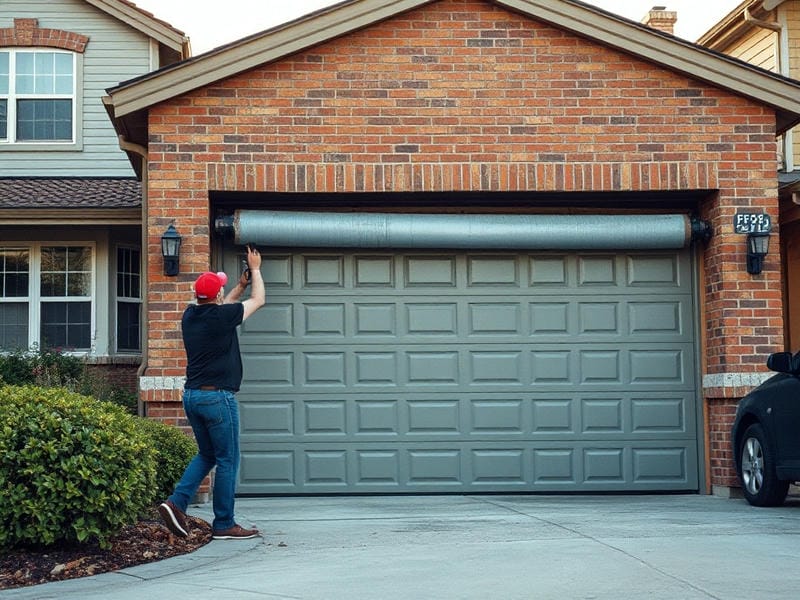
top-left (168, 389), bottom-right (240, 531)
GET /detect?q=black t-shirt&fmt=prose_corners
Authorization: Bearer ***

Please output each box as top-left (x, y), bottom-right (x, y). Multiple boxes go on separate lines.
top-left (182, 302), bottom-right (245, 392)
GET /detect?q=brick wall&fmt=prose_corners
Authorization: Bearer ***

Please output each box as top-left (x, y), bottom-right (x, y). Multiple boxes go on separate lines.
top-left (87, 363), bottom-right (138, 394)
top-left (707, 397), bottom-right (742, 487)
top-left (140, 0), bottom-right (783, 491)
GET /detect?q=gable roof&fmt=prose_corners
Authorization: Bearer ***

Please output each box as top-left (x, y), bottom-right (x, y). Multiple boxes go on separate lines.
top-left (84, 0), bottom-right (190, 58)
top-left (104, 0), bottom-right (800, 169)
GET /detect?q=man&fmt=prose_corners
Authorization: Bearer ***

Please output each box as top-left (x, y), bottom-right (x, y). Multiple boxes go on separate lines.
top-left (158, 245), bottom-right (265, 540)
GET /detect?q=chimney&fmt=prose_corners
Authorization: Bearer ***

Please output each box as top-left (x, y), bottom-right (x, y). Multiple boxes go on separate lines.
top-left (641, 6), bottom-right (678, 35)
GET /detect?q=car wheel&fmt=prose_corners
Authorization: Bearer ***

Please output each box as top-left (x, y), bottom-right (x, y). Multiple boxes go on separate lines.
top-left (739, 423), bottom-right (790, 507)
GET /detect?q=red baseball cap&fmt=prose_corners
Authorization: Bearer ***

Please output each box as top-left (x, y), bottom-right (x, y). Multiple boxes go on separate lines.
top-left (194, 271), bottom-right (228, 299)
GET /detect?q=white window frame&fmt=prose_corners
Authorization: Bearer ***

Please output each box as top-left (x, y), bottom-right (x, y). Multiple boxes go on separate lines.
top-left (0, 242), bottom-right (96, 354)
top-left (0, 246), bottom-right (31, 350)
top-left (114, 244), bottom-right (142, 353)
top-left (0, 48), bottom-right (79, 148)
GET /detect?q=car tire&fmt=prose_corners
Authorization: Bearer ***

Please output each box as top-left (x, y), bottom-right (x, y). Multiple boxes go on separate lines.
top-left (739, 423), bottom-right (790, 507)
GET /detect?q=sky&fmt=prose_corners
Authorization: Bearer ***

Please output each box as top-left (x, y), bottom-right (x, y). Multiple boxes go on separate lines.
top-left (131, 0), bottom-right (744, 55)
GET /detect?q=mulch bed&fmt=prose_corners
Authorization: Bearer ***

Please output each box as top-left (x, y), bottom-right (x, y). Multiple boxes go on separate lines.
top-left (0, 512), bottom-right (212, 590)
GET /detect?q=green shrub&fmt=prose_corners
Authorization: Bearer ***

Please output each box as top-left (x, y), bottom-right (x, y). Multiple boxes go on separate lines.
top-left (76, 373), bottom-right (139, 416)
top-left (134, 418), bottom-right (195, 500)
top-left (0, 348), bottom-right (83, 388)
top-left (0, 386), bottom-right (157, 550)
top-left (0, 348), bottom-right (138, 415)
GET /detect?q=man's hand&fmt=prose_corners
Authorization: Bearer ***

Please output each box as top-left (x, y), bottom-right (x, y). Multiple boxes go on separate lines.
top-left (238, 245), bottom-right (261, 287)
top-left (241, 244), bottom-right (265, 320)
top-left (246, 244), bottom-right (262, 273)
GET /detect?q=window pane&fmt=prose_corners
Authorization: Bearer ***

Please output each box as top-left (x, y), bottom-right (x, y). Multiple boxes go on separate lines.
top-left (67, 247), bottom-right (91, 271)
top-left (41, 247), bottom-right (91, 297)
top-left (16, 52), bottom-right (33, 74)
top-left (41, 301), bottom-right (90, 350)
top-left (16, 74), bottom-right (34, 94)
top-left (5, 248), bottom-right (29, 271)
top-left (0, 51), bottom-right (8, 94)
top-left (131, 273), bottom-right (141, 298)
top-left (41, 247), bottom-right (66, 272)
top-left (15, 53), bottom-right (34, 94)
top-left (41, 272), bottom-right (64, 297)
top-left (34, 74), bottom-right (53, 95)
top-left (1, 248), bottom-right (29, 297)
top-left (16, 99), bottom-right (72, 141)
top-left (117, 301), bottom-right (141, 352)
top-left (55, 53), bottom-right (73, 76)
top-left (0, 100), bottom-right (6, 139)
top-left (117, 247), bottom-right (141, 298)
top-left (67, 272), bottom-right (90, 296)
top-left (54, 54), bottom-right (73, 94)
top-left (33, 53), bottom-right (54, 94)
top-left (0, 303), bottom-right (29, 350)
top-left (40, 302), bottom-right (66, 348)
top-left (54, 74), bottom-right (72, 95)
top-left (35, 52), bottom-right (54, 75)
top-left (5, 273), bottom-right (29, 297)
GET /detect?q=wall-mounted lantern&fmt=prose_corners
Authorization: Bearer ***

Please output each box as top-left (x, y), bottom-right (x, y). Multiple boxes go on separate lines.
top-left (746, 231), bottom-right (770, 275)
top-left (161, 223), bottom-right (182, 276)
top-left (733, 212), bottom-right (772, 276)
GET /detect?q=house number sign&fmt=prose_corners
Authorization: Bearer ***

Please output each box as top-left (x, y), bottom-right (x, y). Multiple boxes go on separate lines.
top-left (733, 212), bottom-right (772, 234)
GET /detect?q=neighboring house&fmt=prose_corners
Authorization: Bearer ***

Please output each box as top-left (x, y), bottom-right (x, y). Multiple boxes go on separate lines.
top-left (698, 0), bottom-right (800, 352)
top-left (0, 0), bottom-right (188, 389)
top-left (105, 0), bottom-right (800, 497)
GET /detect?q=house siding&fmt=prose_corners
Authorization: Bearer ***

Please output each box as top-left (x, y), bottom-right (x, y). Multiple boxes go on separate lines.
top-left (0, 0), bottom-right (151, 176)
top-left (786, 1), bottom-right (800, 168)
top-left (140, 0), bottom-right (782, 490)
top-left (721, 27), bottom-right (778, 72)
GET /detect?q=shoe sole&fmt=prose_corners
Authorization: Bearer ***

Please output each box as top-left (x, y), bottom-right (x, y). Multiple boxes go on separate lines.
top-left (158, 503), bottom-right (189, 537)
top-left (212, 533), bottom-right (259, 540)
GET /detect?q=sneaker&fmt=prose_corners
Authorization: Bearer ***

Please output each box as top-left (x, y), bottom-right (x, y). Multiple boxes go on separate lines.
top-left (158, 500), bottom-right (189, 538)
top-left (212, 524), bottom-right (260, 540)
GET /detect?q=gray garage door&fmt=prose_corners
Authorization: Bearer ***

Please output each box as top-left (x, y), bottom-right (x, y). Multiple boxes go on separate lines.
top-left (228, 249), bottom-right (699, 494)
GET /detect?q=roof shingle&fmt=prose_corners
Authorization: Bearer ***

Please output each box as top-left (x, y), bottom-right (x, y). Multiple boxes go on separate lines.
top-left (0, 178), bottom-right (142, 209)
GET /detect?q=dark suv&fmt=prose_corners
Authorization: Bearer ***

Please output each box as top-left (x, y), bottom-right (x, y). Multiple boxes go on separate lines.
top-left (732, 352), bottom-right (800, 506)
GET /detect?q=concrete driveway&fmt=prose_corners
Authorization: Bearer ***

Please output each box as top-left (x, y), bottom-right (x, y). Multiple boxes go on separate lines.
top-left (3, 493), bottom-right (799, 599)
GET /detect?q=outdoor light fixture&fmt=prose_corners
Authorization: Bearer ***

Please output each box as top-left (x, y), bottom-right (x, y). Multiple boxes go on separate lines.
top-left (746, 231), bottom-right (770, 275)
top-left (161, 223), bottom-right (182, 276)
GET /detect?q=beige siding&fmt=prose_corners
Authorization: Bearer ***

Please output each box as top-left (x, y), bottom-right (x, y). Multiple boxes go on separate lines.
top-left (787, 1), bottom-right (800, 169)
top-left (721, 27), bottom-right (778, 72)
top-left (1, 0), bottom-right (153, 176)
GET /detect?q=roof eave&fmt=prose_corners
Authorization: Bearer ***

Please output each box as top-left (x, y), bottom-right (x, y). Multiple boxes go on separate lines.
top-left (84, 0), bottom-right (190, 57)
top-left (0, 208), bottom-right (141, 225)
top-left (107, 0), bottom-right (424, 118)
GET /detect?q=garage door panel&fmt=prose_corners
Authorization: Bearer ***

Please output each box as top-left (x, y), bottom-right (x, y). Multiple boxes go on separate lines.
top-left (241, 352), bottom-right (294, 385)
top-left (237, 392), bottom-right (695, 442)
top-left (467, 256), bottom-right (520, 286)
top-left (404, 256), bottom-right (458, 287)
top-left (237, 441), bottom-right (697, 494)
top-left (303, 256), bottom-right (345, 287)
top-left (262, 255), bottom-right (293, 287)
top-left (230, 249), bottom-right (699, 494)
top-left (626, 254), bottom-right (682, 286)
top-left (304, 303), bottom-right (345, 335)
top-left (241, 296), bottom-right (693, 344)
top-left (249, 251), bottom-right (693, 292)
top-left (240, 344), bottom-right (695, 391)
top-left (355, 256), bottom-right (395, 286)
